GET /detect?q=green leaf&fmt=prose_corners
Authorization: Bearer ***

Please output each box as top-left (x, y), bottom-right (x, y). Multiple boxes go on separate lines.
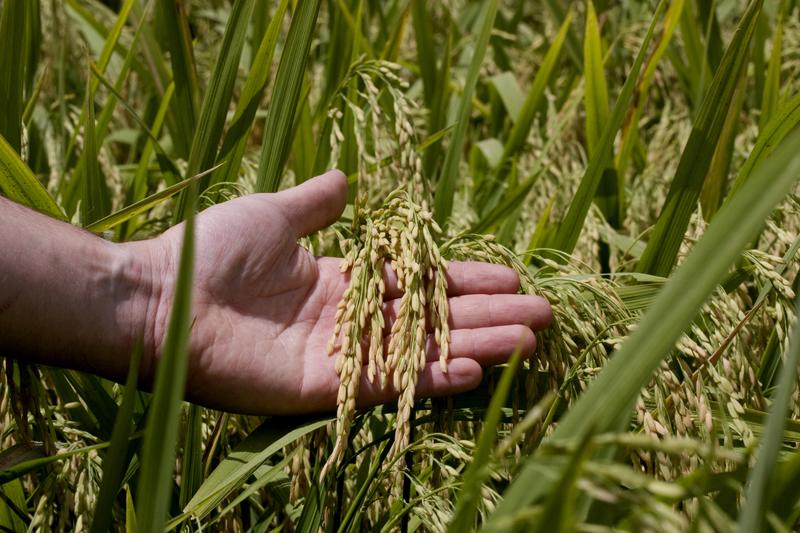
top-left (210, 0), bottom-right (290, 191)
top-left (549, 0), bottom-right (667, 254)
top-left (759, 2), bottom-right (785, 131)
top-left (699, 65), bottom-right (747, 221)
top-left (583, 0), bottom-right (609, 159)
top-left (434, 0), bottom-right (498, 225)
top-left (727, 91), bottom-right (800, 200)
top-left (135, 182), bottom-right (197, 531)
top-left (615, 0), bottom-right (684, 179)
top-left (486, 125), bottom-right (800, 530)
top-left (583, 0), bottom-right (620, 227)
top-left (489, 72), bottom-right (525, 123)
top-left (411, 0), bottom-right (436, 110)
top-left (79, 78), bottom-right (112, 226)
top-left (86, 164), bottom-right (220, 234)
top-left (256, 0), bottom-right (321, 193)
top-left (154, 0), bottom-right (200, 158)
top-left (501, 11), bottom-right (572, 167)
top-left (739, 293), bottom-right (800, 532)
top-left (0, 0), bottom-right (29, 151)
top-left (90, 342), bottom-right (143, 533)
top-left (175, 0), bottom-right (256, 220)
top-left (178, 416), bottom-right (331, 524)
top-left (448, 348), bottom-right (523, 531)
top-left (636, 0), bottom-right (763, 276)
top-left (0, 134), bottom-right (65, 220)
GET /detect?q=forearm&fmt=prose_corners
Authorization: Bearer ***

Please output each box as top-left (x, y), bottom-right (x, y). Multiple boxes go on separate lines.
top-left (0, 196), bottom-right (154, 381)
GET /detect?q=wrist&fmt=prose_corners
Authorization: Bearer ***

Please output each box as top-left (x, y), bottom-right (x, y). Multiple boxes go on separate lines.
top-left (112, 237), bottom-right (167, 385)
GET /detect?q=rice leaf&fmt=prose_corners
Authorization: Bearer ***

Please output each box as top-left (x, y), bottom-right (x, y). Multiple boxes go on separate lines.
top-left (127, 82), bottom-right (175, 211)
top-left (154, 0), bottom-right (200, 158)
top-left (62, 0), bottom-right (137, 168)
top-left (549, 0), bottom-right (667, 255)
top-left (0, 478), bottom-right (26, 531)
top-left (0, 134), bottom-right (64, 219)
top-left (583, 1), bottom-right (609, 159)
top-left (636, 0), bottom-right (762, 276)
top-left (179, 416), bottom-right (331, 523)
top-left (727, 91), bottom-right (800, 200)
top-left (135, 182), bottom-right (197, 531)
top-left (86, 163), bottom-right (220, 233)
top-left (700, 66), bottom-right (747, 221)
top-left (489, 72), bottom-right (524, 123)
top-left (79, 77), bottom-right (112, 226)
top-left (0, 0), bottom-right (29, 152)
top-left (485, 126), bottom-right (800, 530)
top-left (89, 342), bottom-right (143, 533)
top-left (583, 0), bottom-right (620, 227)
top-left (448, 347), bottom-right (524, 532)
top-left (256, 0), bottom-right (321, 193)
top-left (759, 2), bottom-right (785, 131)
top-left (738, 295), bottom-right (800, 532)
top-left (411, 0), bottom-right (441, 95)
top-left (615, 0), bottom-right (684, 178)
top-left (179, 405), bottom-right (203, 508)
top-left (174, 0), bottom-right (255, 220)
top-left (433, 0), bottom-right (498, 225)
top-left (500, 11), bottom-right (572, 167)
top-left (210, 0), bottom-right (290, 190)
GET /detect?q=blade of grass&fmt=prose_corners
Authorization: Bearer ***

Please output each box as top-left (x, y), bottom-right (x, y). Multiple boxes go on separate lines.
top-left (88, 64), bottom-right (180, 180)
top-left (62, 0), bottom-right (137, 170)
top-left (175, 0), bottom-right (256, 221)
top-left (411, 0), bottom-right (435, 110)
top-left (615, 0), bottom-right (685, 179)
top-left (700, 64), bottom-right (747, 221)
top-left (727, 91), bottom-right (800, 200)
top-left (135, 181), bottom-right (197, 531)
top-left (738, 293), bottom-right (800, 532)
top-left (154, 0), bottom-right (200, 158)
top-left (256, 0), bottom-right (321, 193)
top-left (89, 341), bottom-right (143, 533)
top-left (759, 1), bottom-right (785, 131)
top-left (0, 0), bottom-right (29, 151)
top-left (178, 415), bottom-right (331, 524)
top-left (500, 11), bottom-right (572, 169)
top-left (179, 405), bottom-right (203, 508)
top-left (549, 0), bottom-right (667, 255)
top-left (448, 346), bottom-right (524, 532)
top-left (79, 76), bottom-right (112, 226)
top-left (636, 0), bottom-right (762, 276)
top-left (86, 163), bottom-right (221, 233)
top-left (583, 0), bottom-right (609, 159)
top-left (209, 0), bottom-right (290, 190)
top-left (433, 0), bottom-right (498, 225)
top-left (127, 82), bottom-right (175, 213)
top-left (583, 0), bottom-right (620, 227)
top-left (0, 134), bottom-right (65, 219)
top-left (485, 126), bottom-right (800, 531)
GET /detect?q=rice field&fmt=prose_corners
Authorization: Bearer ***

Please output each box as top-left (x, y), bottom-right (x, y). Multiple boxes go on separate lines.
top-left (1, 0), bottom-right (800, 531)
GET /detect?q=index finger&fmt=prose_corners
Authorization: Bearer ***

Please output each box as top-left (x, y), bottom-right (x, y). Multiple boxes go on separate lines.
top-left (383, 260), bottom-right (520, 299)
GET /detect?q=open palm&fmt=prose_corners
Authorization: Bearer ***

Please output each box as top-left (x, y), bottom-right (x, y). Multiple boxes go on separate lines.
top-left (148, 171), bottom-right (552, 415)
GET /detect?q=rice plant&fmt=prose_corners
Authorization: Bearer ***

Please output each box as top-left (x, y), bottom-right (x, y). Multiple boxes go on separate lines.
top-left (1, 0), bottom-right (800, 531)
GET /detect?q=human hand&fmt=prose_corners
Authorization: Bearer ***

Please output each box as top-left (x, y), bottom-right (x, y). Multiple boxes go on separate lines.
top-left (135, 171), bottom-right (552, 415)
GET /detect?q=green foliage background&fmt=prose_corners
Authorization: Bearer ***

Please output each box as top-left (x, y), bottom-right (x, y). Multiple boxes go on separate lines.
top-left (1, 0), bottom-right (800, 531)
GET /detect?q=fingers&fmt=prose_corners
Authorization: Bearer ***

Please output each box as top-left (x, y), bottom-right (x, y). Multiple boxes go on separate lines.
top-left (383, 261), bottom-right (520, 299)
top-left (362, 325), bottom-right (535, 366)
top-left (273, 169), bottom-right (348, 238)
top-left (426, 325), bottom-right (536, 365)
top-left (357, 358), bottom-right (482, 408)
top-left (383, 293), bottom-right (552, 332)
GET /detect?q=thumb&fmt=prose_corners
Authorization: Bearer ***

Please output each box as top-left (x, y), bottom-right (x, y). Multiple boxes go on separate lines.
top-left (274, 170), bottom-right (348, 238)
